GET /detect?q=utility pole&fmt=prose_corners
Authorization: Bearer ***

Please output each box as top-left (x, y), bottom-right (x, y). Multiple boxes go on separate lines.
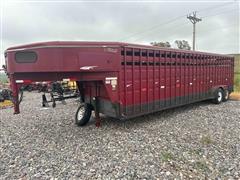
top-left (187, 11), bottom-right (202, 51)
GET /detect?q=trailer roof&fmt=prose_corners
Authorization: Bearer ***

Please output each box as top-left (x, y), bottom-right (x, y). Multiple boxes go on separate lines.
top-left (6, 41), bottom-right (233, 57)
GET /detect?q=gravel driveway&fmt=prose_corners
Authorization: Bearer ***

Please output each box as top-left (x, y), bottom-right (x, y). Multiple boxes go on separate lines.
top-left (0, 92), bottom-right (239, 179)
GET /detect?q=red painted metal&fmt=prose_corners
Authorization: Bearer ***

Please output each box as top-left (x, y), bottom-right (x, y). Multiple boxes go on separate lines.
top-left (5, 41), bottom-right (234, 119)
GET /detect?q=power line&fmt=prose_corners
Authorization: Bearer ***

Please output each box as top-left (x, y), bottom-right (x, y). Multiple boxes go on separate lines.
top-left (199, 22), bottom-right (239, 33)
top-left (132, 7), bottom-right (238, 42)
top-left (118, 15), bottom-right (186, 41)
top-left (175, 9), bottom-right (238, 32)
top-left (137, 22), bottom-right (238, 51)
top-left (119, 1), bottom-right (237, 42)
top-left (201, 8), bottom-right (239, 18)
top-left (132, 10), bottom-right (238, 47)
top-left (196, 1), bottom-right (236, 13)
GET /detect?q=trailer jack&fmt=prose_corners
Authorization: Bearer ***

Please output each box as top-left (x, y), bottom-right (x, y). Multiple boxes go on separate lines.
top-left (95, 109), bottom-right (101, 128)
top-left (9, 76), bottom-right (22, 114)
top-left (42, 92), bottom-right (78, 108)
top-left (93, 96), bottom-right (101, 128)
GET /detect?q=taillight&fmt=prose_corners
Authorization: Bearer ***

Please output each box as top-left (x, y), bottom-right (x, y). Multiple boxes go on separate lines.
top-left (15, 80), bottom-right (32, 84)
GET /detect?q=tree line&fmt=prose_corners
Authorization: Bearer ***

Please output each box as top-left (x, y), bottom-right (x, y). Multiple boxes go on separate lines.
top-left (150, 40), bottom-right (191, 50)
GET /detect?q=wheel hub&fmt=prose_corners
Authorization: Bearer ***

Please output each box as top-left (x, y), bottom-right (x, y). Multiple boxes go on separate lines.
top-left (77, 106), bottom-right (85, 120)
top-left (218, 91), bottom-right (222, 102)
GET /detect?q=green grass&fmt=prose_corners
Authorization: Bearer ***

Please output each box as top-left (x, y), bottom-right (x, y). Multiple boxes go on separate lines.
top-left (189, 148), bottom-right (203, 156)
top-left (200, 135), bottom-right (212, 145)
top-left (0, 73), bottom-right (8, 83)
top-left (234, 73), bottom-right (240, 92)
top-left (194, 161), bottom-right (209, 172)
top-left (161, 152), bottom-right (174, 162)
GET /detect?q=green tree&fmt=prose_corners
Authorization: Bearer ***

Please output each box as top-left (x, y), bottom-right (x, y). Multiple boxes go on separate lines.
top-left (150, 41), bottom-right (171, 48)
top-left (174, 40), bottom-right (191, 50)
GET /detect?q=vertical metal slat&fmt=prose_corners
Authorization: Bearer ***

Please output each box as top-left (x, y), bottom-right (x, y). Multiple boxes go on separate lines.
top-left (147, 49), bottom-right (149, 112)
top-left (153, 50), bottom-right (156, 110)
top-left (159, 51), bottom-right (161, 108)
top-left (124, 47), bottom-right (127, 115)
top-left (140, 49), bottom-right (142, 113)
top-left (132, 48), bottom-right (135, 114)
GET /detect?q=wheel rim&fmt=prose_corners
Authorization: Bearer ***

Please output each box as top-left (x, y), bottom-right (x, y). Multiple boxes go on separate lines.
top-left (77, 106), bottom-right (85, 121)
top-left (218, 91), bottom-right (222, 102)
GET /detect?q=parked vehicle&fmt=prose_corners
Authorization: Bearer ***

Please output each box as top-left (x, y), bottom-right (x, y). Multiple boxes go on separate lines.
top-left (5, 41), bottom-right (234, 126)
top-left (0, 88), bottom-right (23, 104)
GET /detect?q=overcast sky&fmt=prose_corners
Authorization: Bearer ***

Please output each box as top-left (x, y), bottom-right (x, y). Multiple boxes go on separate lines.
top-left (0, 0), bottom-right (239, 67)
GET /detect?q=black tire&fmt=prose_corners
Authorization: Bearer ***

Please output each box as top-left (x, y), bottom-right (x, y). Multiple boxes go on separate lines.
top-left (0, 94), bottom-right (4, 102)
top-left (212, 88), bottom-right (224, 104)
top-left (222, 89), bottom-right (229, 102)
top-left (75, 103), bottom-right (92, 126)
top-left (27, 86), bottom-right (33, 92)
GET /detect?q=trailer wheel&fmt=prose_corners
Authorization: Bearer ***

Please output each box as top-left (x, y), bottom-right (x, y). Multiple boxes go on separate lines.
top-left (222, 89), bottom-right (229, 102)
top-left (75, 104), bottom-right (92, 126)
top-left (27, 86), bottom-right (33, 92)
top-left (212, 88), bottom-right (223, 104)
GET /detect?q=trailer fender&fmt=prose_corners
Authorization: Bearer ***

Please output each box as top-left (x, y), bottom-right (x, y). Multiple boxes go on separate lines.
top-left (210, 85), bottom-right (228, 98)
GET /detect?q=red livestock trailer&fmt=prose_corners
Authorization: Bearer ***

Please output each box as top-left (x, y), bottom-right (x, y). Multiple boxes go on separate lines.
top-left (5, 41), bottom-right (234, 126)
